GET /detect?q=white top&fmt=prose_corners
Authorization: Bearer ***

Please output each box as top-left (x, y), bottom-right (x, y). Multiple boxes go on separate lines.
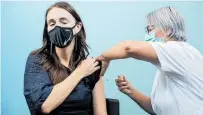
top-left (150, 41), bottom-right (203, 115)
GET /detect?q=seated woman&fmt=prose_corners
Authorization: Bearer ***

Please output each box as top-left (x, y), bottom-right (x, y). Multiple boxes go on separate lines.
top-left (24, 2), bottom-right (107, 115)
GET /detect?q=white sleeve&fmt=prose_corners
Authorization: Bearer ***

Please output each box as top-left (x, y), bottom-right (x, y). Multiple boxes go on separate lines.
top-left (149, 42), bottom-right (185, 75)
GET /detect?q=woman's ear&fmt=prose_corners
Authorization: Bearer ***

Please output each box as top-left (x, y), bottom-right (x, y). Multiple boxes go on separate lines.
top-left (73, 22), bottom-right (82, 34)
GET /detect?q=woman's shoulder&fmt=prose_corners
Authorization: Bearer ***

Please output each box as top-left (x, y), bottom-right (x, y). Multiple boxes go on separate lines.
top-left (25, 53), bottom-right (44, 69)
top-left (24, 53), bottom-right (48, 78)
top-left (26, 53), bottom-right (42, 63)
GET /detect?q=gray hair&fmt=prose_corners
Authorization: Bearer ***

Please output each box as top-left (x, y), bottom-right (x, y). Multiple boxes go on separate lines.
top-left (147, 6), bottom-right (186, 42)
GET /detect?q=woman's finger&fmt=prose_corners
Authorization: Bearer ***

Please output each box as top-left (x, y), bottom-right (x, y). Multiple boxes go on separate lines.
top-left (93, 66), bottom-right (100, 72)
top-left (92, 58), bottom-right (96, 63)
top-left (93, 61), bottom-right (99, 67)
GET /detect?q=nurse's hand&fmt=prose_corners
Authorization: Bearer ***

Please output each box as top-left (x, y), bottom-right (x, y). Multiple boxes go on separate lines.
top-left (115, 75), bottom-right (133, 96)
top-left (96, 55), bottom-right (110, 76)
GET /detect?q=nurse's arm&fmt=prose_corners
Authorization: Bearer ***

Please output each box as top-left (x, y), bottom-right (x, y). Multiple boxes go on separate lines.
top-left (129, 88), bottom-right (156, 115)
top-left (100, 40), bottom-right (158, 64)
top-left (116, 76), bottom-right (156, 115)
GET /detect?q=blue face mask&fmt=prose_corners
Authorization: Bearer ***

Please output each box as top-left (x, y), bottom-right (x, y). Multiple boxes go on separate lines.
top-left (145, 30), bottom-right (164, 42)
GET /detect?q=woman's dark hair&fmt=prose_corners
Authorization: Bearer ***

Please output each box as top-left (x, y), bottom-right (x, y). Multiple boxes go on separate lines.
top-left (31, 1), bottom-right (89, 84)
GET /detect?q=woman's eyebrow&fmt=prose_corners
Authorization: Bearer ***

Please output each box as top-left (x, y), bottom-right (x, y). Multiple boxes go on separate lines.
top-left (47, 19), bottom-right (55, 24)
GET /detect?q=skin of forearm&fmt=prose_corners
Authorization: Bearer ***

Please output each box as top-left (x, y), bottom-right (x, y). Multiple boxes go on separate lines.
top-left (128, 88), bottom-right (156, 115)
top-left (102, 41), bottom-right (131, 60)
top-left (41, 69), bottom-right (84, 114)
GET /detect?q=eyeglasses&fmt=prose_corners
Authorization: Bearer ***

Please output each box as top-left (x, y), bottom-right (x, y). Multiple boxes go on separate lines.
top-left (145, 25), bottom-right (155, 34)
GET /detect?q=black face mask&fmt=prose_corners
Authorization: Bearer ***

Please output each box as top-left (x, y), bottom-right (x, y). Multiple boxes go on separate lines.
top-left (48, 23), bottom-right (77, 49)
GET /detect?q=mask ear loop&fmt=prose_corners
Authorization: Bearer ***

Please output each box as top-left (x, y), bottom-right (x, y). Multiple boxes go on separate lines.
top-left (50, 42), bottom-right (55, 55)
top-left (50, 42), bottom-right (53, 54)
top-left (74, 36), bottom-right (78, 52)
top-left (72, 22), bottom-right (79, 29)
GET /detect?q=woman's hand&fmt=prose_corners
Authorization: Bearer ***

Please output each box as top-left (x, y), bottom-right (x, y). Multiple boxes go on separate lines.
top-left (115, 75), bottom-right (134, 96)
top-left (96, 55), bottom-right (110, 76)
top-left (76, 57), bottom-right (100, 78)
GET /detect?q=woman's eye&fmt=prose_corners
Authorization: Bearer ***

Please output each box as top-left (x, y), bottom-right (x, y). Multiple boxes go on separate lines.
top-left (50, 23), bottom-right (54, 26)
top-left (61, 21), bottom-right (68, 24)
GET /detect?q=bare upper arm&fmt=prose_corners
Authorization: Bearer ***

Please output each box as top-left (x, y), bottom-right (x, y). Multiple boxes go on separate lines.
top-left (124, 40), bottom-right (159, 64)
top-left (92, 77), bottom-right (107, 115)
